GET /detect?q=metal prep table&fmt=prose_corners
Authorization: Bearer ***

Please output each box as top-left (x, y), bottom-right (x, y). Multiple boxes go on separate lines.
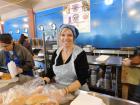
top-left (64, 91), bottom-right (140, 105)
top-left (0, 75), bottom-right (139, 105)
top-left (0, 75), bottom-right (33, 92)
top-left (89, 92), bottom-right (140, 105)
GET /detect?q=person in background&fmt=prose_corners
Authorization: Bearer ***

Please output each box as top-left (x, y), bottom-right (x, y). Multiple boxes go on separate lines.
top-left (44, 24), bottom-right (89, 95)
top-left (123, 56), bottom-right (140, 66)
top-left (0, 33), bottom-right (34, 76)
top-left (18, 33), bottom-right (33, 55)
top-left (122, 53), bottom-right (140, 66)
top-left (122, 48), bottom-right (140, 103)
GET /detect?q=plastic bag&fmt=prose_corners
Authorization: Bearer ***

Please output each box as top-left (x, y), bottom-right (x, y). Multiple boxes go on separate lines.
top-left (43, 84), bottom-right (75, 104)
top-left (7, 61), bottom-right (17, 78)
top-left (0, 78), bottom-right (74, 105)
top-left (1, 85), bottom-right (28, 105)
top-left (23, 93), bottom-right (59, 105)
top-left (0, 77), bottom-right (45, 105)
top-left (22, 77), bottom-right (45, 94)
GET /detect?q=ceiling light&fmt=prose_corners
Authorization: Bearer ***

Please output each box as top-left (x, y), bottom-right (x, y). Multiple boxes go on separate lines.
top-left (23, 17), bottom-right (28, 22)
top-left (128, 9), bottom-right (137, 16)
top-left (0, 21), bottom-right (4, 24)
top-left (104, 0), bottom-right (113, 5)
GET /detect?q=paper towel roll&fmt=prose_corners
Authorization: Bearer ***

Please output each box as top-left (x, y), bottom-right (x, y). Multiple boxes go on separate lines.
top-left (7, 61), bottom-right (18, 78)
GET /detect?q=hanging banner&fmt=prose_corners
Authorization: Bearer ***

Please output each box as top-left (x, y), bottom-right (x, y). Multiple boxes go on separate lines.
top-left (63, 0), bottom-right (90, 33)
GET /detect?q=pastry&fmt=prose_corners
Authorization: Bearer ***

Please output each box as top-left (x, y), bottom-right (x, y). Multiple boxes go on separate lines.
top-left (9, 96), bottom-right (28, 105)
top-left (25, 94), bottom-right (49, 105)
top-left (1, 73), bottom-right (11, 80)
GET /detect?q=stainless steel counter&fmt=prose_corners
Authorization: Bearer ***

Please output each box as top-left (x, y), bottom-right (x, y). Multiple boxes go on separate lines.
top-left (93, 49), bottom-right (134, 56)
top-left (0, 76), bottom-right (139, 105)
top-left (91, 92), bottom-right (140, 105)
top-left (47, 49), bottom-right (135, 57)
top-left (87, 55), bottom-right (122, 66)
top-left (0, 74), bottom-right (33, 92)
top-left (64, 91), bottom-right (140, 105)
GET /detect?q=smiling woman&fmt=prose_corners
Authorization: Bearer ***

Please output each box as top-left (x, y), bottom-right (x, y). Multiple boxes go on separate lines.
top-left (43, 24), bottom-right (89, 99)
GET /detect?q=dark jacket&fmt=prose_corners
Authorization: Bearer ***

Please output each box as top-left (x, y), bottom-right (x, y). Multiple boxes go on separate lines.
top-left (0, 43), bottom-right (34, 76)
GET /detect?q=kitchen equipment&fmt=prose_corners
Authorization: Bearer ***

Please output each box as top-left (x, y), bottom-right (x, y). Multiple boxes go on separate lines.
top-left (83, 45), bottom-right (93, 52)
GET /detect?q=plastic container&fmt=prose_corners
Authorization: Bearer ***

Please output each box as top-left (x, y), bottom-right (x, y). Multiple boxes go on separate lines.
top-left (96, 68), bottom-right (104, 88)
top-left (7, 61), bottom-right (18, 78)
top-left (90, 70), bottom-right (97, 86)
top-left (111, 73), bottom-right (116, 91)
top-left (104, 66), bottom-right (111, 89)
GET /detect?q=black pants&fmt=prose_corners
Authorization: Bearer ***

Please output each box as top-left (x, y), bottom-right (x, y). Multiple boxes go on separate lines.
top-left (128, 84), bottom-right (140, 103)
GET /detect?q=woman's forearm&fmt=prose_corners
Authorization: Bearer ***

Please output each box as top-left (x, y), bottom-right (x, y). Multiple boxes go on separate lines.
top-left (64, 80), bottom-right (81, 94)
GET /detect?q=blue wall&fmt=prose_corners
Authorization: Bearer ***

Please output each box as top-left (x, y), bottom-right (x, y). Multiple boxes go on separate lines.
top-left (35, 7), bottom-right (63, 39)
top-left (4, 0), bottom-right (140, 48)
top-left (4, 16), bottom-right (28, 41)
top-left (76, 0), bottom-right (140, 48)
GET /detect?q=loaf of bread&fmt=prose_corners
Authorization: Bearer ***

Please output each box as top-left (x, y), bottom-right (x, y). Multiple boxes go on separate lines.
top-left (25, 94), bottom-right (49, 105)
top-left (9, 96), bottom-right (28, 105)
top-left (8, 94), bottom-right (58, 105)
top-left (25, 94), bottom-right (59, 105)
top-left (1, 73), bottom-right (11, 80)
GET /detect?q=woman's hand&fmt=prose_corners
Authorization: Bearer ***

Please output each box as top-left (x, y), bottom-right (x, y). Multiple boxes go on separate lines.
top-left (43, 77), bottom-right (50, 84)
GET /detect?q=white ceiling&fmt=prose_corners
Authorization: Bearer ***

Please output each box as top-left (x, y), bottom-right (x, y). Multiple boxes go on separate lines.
top-left (0, 0), bottom-right (80, 21)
